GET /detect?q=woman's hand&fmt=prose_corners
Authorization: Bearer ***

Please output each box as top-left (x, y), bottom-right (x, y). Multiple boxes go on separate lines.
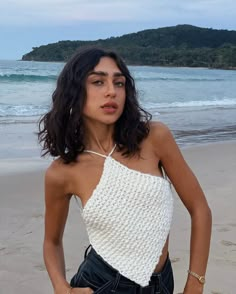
top-left (183, 282), bottom-right (204, 294)
top-left (183, 290), bottom-right (203, 294)
top-left (71, 288), bottom-right (94, 294)
top-left (55, 287), bottom-right (94, 294)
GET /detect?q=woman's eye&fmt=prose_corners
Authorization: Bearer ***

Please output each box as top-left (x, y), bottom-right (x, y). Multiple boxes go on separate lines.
top-left (92, 80), bottom-right (103, 85)
top-left (115, 81), bottom-right (125, 87)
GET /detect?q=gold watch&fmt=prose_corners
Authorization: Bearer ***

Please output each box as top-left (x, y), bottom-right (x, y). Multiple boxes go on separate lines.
top-left (187, 270), bottom-right (206, 284)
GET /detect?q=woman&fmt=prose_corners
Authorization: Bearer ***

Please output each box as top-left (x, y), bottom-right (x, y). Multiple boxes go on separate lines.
top-left (39, 47), bottom-right (212, 294)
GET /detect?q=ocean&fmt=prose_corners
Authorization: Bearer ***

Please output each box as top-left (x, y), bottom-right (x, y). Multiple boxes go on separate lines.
top-left (0, 59), bottom-right (236, 158)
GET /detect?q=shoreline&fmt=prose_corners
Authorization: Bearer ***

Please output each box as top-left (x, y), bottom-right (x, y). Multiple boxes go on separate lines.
top-left (18, 59), bottom-right (236, 71)
top-left (2, 58), bottom-right (236, 71)
top-left (1, 141), bottom-right (236, 293)
top-left (180, 138), bottom-right (236, 150)
top-left (1, 139), bottom-right (235, 175)
top-left (1, 117), bottom-right (236, 161)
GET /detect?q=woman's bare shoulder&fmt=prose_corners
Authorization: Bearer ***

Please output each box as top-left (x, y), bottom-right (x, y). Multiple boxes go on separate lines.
top-left (45, 158), bottom-right (69, 189)
top-left (46, 157), bottom-right (65, 173)
top-left (45, 157), bottom-right (82, 199)
top-left (149, 121), bottom-right (173, 144)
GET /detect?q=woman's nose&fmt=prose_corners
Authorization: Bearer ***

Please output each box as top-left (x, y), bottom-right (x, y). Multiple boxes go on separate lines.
top-left (105, 81), bottom-right (116, 97)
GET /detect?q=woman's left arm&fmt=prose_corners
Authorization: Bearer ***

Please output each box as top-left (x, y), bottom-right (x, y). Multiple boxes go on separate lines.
top-left (152, 123), bottom-right (212, 294)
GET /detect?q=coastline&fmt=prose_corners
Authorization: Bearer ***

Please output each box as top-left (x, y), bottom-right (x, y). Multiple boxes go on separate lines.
top-left (0, 141), bottom-right (235, 293)
top-left (1, 118), bottom-right (236, 159)
top-left (17, 58), bottom-right (236, 70)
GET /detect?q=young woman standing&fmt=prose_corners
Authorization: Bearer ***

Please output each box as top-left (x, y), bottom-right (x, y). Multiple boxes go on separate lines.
top-left (39, 48), bottom-right (212, 294)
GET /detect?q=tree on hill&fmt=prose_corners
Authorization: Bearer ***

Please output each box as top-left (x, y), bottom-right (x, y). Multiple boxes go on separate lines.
top-left (22, 25), bottom-right (236, 69)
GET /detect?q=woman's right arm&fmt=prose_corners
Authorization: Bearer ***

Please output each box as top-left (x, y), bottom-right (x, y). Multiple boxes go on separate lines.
top-left (44, 161), bottom-right (93, 294)
top-left (43, 161), bottom-right (72, 293)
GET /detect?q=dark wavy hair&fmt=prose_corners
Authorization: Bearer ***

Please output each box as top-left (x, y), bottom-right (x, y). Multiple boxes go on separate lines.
top-left (38, 47), bottom-right (152, 163)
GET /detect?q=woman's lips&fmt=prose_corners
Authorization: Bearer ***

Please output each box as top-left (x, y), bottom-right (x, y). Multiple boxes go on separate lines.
top-left (101, 102), bottom-right (118, 113)
top-left (101, 102), bottom-right (118, 108)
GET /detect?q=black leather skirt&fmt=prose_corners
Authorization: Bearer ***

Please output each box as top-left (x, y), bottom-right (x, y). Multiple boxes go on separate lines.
top-left (70, 245), bottom-right (174, 294)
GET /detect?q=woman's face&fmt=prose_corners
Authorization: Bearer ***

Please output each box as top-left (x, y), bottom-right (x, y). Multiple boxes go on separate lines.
top-left (83, 57), bottom-right (126, 126)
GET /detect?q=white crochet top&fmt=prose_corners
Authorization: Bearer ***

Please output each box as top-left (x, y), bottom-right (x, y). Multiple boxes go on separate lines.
top-left (82, 145), bottom-right (174, 287)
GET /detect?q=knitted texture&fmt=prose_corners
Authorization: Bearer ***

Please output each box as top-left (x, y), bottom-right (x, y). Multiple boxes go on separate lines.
top-left (82, 156), bottom-right (174, 287)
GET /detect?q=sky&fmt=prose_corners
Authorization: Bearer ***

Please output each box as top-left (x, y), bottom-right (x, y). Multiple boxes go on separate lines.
top-left (1, 0), bottom-right (236, 60)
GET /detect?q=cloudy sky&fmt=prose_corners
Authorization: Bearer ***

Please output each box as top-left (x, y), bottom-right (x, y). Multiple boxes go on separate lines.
top-left (1, 0), bottom-right (236, 60)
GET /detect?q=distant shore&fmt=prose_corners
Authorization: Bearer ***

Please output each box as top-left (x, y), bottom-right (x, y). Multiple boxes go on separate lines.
top-left (21, 25), bottom-right (236, 70)
top-left (19, 58), bottom-right (236, 71)
top-left (16, 59), bottom-right (236, 70)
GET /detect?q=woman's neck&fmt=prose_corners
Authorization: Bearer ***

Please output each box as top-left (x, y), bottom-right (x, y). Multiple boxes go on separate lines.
top-left (84, 122), bottom-right (115, 153)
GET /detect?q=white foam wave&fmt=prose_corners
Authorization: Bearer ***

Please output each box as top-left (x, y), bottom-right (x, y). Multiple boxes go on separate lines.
top-left (1, 98), bottom-right (236, 117)
top-left (145, 98), bottom-right (236, 109)
top-left (0, 104), bottom-right (48, 117)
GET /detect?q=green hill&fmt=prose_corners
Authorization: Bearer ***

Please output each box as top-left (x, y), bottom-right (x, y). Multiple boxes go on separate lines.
top-left (22, 24), bottom-right (236, 69)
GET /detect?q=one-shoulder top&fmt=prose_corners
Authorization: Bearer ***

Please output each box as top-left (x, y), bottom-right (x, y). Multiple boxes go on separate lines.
top-left (81, 144), bottom-right (174, 287)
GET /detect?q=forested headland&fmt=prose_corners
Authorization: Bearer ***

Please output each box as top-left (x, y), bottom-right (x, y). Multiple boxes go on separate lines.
top-left (22, 25), bottom-right (236, 69)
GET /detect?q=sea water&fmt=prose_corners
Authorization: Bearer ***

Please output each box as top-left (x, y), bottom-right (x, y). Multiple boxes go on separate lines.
top-left (0, 60), bottom-right (236, 151)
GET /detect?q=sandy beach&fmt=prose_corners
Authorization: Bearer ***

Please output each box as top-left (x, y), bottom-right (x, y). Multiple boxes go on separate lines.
top-left (0, 140), bottom-right (235, 294)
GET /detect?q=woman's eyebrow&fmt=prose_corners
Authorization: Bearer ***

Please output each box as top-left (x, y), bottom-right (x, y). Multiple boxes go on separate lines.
top-left (88, 71), bottom-right (125, 77)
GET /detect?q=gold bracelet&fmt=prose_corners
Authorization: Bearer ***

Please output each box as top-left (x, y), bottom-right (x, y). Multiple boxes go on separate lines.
top-left (187, 269), bottom-right (206, 284)
top-left (66, 286), bottom-right (73, 294)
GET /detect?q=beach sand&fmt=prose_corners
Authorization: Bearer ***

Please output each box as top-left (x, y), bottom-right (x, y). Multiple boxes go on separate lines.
top-left (0, 141), bottom-right (235, 293)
